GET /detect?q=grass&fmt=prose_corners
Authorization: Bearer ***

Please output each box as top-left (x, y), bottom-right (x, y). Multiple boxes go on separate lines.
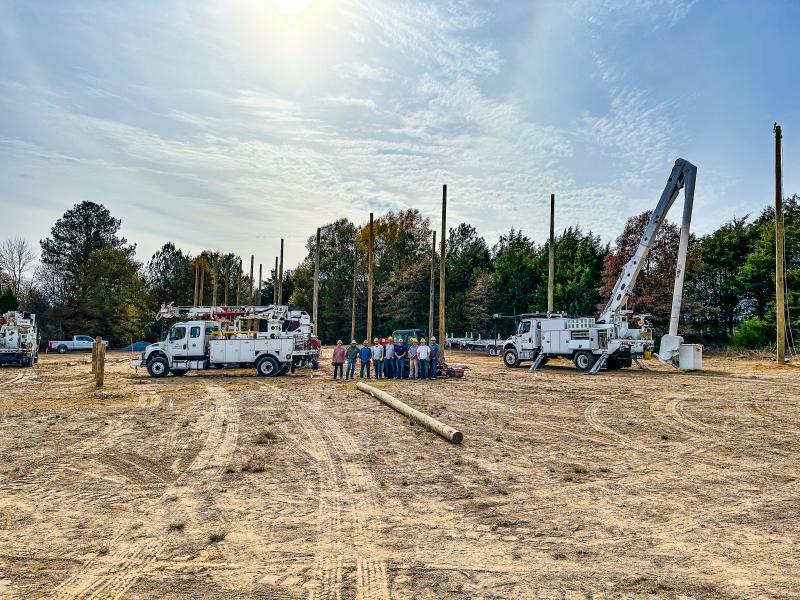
top-left (254, 429), bottom-right (278, 445)
top-left (208, 530), bottom-right (227, 544)
top-left (168, 522), bottom-right (185, 532)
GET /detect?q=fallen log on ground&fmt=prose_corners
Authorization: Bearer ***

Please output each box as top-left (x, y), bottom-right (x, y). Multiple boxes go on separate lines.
top-left (356, 382), bottom-right (463, 444)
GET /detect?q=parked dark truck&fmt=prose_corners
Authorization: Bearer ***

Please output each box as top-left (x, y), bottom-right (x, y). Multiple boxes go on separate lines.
top-left (48, 335), bottom-right (109, 354)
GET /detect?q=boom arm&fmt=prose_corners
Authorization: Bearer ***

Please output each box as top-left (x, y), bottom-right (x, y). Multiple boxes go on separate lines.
top-left (598, 158), bottom-right (697, 325)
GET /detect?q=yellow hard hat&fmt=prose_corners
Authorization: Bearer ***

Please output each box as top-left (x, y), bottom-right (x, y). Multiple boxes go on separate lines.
top-left (363, 340), bottom-right (369, 344)
top-left (373, 337), bottom-right (379, 342)
top-left (337, 340), bottom-right (343, 344)
top-left (421, 338), bottom-right (426, 343)
top-left (397, 337), bottom-right (403, 342)
top-left (388, 336), bottom-right (393, 340)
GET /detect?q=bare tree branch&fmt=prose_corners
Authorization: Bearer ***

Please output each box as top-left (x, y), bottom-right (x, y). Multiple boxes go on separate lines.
top-left (0, 237), bottom-right (37, 296)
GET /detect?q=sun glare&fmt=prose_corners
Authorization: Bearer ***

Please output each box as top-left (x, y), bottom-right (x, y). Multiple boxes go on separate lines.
top-left (272, 0), bottom-right (313, 15)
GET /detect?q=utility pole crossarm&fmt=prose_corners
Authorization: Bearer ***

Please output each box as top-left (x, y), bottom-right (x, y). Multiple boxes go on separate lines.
top-left (598, 158), bottom-right (697, 324)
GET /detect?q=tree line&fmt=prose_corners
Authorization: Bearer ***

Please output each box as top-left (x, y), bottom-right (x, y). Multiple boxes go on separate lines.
top-left (1, 197), bottom-right (797, 350)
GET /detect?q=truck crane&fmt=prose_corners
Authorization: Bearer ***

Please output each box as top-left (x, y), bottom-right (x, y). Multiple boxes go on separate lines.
top-left (501, 158), bottom-right (702, 373)
top-left (135, 303), bottom-right (320, 378)
top-left (0, 311), bottom-right (39, 367)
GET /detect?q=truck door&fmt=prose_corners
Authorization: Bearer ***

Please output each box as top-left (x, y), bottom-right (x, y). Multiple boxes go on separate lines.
top-left (518, 320), bottom-right (534, 350)
top-left (76, 335), bottom-right (94, 350)
top-left (188, 324), bottom-right (204, 357)
top-left (167, 325), bottom-right (188, 358)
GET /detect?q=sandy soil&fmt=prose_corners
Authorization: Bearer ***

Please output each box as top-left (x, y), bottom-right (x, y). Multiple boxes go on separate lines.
top-left (1, 350), bottom-right (799, 599)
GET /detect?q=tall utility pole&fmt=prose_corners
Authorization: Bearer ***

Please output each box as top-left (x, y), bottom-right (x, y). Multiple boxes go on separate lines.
top-left (212, 259), bottom-right (218, 307)
top-left (313, 227), bottom-right (321, 336)
top-left (439, 184), bottom-right (447, 362)
top-left (199, 263), bottom-right (205, 306)
top-left (236, 257), bottom-right (241, 305)
top-left (548, 193), bottom-right (555, 314)
top-left (351, 239), bottom-right (358, 342)
top-left (193, 262), bottom-right (199, 306)
top-left (775, 123), bottom-right (786, 364)
top-left (248, 255), bottom-right (254, 305)
top-left (278, 239), bottom-right (284, 305)
top-left (273, 257), bottom-right (278, 305)
top-left (223, 260), bottom-right (230, 305)
top-left (367, 213), bottom-right (374, 343)
top-left (429, 230), bottom-right (436, 339)
top-left (258, 263), bottom-right (263, 306)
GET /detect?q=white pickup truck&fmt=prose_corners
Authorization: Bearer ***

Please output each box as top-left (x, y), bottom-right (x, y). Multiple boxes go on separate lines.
top-left (48, 335), bottom-right (109, 354)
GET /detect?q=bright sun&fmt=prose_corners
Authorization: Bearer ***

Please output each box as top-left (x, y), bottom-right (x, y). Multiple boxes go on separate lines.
top-left (272, 0), bottom-right (313, 15)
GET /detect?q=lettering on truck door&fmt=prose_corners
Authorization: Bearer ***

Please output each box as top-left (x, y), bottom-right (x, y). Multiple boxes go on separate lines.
top-left (168, 326), bottom-right (188, 357)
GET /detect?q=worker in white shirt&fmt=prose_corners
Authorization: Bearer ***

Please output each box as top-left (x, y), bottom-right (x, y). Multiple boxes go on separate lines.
top-left (417, 338), bottom-right (431, 380)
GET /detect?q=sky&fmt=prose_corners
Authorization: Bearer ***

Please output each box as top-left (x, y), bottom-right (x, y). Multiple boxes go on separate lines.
top-left (1, 0), bottom-right (799, 271)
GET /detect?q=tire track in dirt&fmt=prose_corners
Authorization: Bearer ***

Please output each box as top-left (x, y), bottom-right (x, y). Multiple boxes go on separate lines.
top-left (286, 388), bottom-right (390, 600)
top-left (49, 383), bottom-right (239, 600)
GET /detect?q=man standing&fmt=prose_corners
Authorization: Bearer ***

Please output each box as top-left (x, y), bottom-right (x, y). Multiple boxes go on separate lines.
top-left (408, 338), bottom-right (419, 379)
top-left (418, 338), bottom-right (431, 380)
top-left (394, 337), bottom-right (407, 379)
top-left (331, 340), bottom-right (346, 381)
top-left (359, 340), bottom-right (372, 378)
top-left (429, 336), bottom-right (439, 379)
top-left (346, 340), bottom-right (358, 380)
top-left (384, 336), bottom-right (395, 378)
top-left (372, 337), bottom-right (384, 379)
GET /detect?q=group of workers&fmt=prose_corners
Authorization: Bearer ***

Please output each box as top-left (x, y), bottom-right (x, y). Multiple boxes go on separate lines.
top-left (330, 336), bottom-right (440, 381)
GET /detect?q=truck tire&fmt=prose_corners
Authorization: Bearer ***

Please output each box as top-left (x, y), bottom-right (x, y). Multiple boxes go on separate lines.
top-left (170, 369), bottom-right (188, 376)
top-left (147, 356), bottom-right (169, 378)
top-left (256, 355), bottom-right (279, 377)
top-left (488, 346), bottom-right (497, 356)
top-left (56, 345), bottom-right (68, 354)
top-left (503, 349), bottom-right (520, 368)
top-left (573, 351), bottom-right (596, 372)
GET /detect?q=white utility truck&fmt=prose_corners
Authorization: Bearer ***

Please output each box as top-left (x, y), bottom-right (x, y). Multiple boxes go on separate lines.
top-left (136, 304), bottom-right (320, 377)
top-left (0, 311), bottom-right (39, 367)
top-left (502, 158), bottom-right (701, 373)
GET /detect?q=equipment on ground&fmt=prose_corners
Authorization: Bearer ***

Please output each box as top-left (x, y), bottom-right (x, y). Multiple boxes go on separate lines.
top-left (356, 382), bottom-right (463, 443)
top-left (446, 332), bottom-right (504, 355)
top-left (0, 311), bottom-right (39, 367)
top-left (135, 304), bottom-right (320, 378)
top-left (502, 158), bottom-right (701, 373)
top-left (48, 335), bottom-right (109, 354)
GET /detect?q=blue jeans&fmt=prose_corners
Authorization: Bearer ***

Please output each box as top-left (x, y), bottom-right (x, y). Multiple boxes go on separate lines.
top-left (384, 357), bottom-right (393, 377)
top-left (429, 358), bottom-right (437, 378)
top-left (420, 359), bottom-right (429, 379)
top-left (373, 359), bottom-right (382, 378)
top-left (333, 363), bottom-right (343, 380)
top-left (359, 360), bottom-right (371, 378)
top-left (346, 359), bottom-right (356, 379)
top-left (395, 357), bottom-right (405, 379)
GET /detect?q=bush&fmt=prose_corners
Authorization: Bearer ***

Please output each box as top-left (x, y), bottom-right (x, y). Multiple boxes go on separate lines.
top-left (730, 317), bottom-right (772, 348)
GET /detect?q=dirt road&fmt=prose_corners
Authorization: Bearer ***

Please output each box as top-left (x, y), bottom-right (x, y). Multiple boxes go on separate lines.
top-left (1, 352), bottom-right (798, 598)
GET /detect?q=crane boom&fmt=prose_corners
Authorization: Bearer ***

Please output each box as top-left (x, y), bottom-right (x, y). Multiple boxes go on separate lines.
top-left (598, 158), bottom-right (697, 325)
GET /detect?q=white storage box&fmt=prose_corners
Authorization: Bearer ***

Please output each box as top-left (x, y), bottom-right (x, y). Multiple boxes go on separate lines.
top-left (678, 344), bottom-right (703, 370)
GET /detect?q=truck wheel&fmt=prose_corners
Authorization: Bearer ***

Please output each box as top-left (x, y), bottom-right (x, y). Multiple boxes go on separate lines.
top-left (573, 351), bottom-right (596, 372)
top-left (57, 345), bottom-right (68, 354)
top-left (147, 357), bottom-right (169, 378)
top-left (170, 369), bottom-right (188, 376)
top-left (488, 347), bottom-right (497, 356)
top-left (256, 355), bottom-right (279, 377)
top-left (503, 349), bottom-right (520, 368)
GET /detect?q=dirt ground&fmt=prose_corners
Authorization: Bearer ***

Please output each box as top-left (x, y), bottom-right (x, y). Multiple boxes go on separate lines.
top-left (1, 350), bottom-right (799, 599)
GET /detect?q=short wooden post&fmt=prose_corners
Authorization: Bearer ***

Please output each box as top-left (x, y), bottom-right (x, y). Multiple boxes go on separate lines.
top-left (94, 336), bottom-right (105, 387)
top-left (91, 341), bottom-right (97, 374)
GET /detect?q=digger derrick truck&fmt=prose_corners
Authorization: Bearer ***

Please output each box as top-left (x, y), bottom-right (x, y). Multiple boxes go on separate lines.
top-left (502, 158), bottom-right (701, 374)
top-left (136, 304), bottom-right (320, 378)
top-left (0, 311), bottom-right (39, 367)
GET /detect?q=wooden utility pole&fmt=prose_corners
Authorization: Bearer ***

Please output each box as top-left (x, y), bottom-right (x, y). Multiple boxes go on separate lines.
top-left (351, 239), bottom-right (358, 342)
top-left (193, 262), bottom-right (199, 306)
top-left (367, 213), bottom-right (374, 343)
top-left (93, 336), bottom-right (105, 387)
top-left (199, 263), bottom-right (205, 306)
top-left (429, 230), bottom-right (436, 340)
top-left (775, 123), bottom-right (786, 364)
top-left (236, 257), bottom-right (241, 304)
top-left (439, 184), bottom-right (447, 362)
top-left (548, 193), bottom-right (555, 314)
top-left (313, 227), bottom-right (321, 335)
top-left (248, 255), bottom-right (254, 305)
top-left (278, 239), bottom-right (284, 305)
top-left (257, 263), bottom-right (262, 305)
top-left (223, 260), bottom-right (230, 305)
top-left (273, 257), bottom-right (278, 305)
top-left (212, 259), bottom-right (218, 307)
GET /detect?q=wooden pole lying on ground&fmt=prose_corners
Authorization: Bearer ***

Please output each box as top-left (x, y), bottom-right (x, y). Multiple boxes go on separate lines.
top-left (367, 213), bottom-right (374, 343)
top-left (278, 239), bottom-right (284, 305)
top-left (439, 184), bottom-right (447, 362)
top-left (94, 336), bottom-right (105, 388)
top-left (775, 123), bottom-right (786, 364)
top-left (351, 239), bottom-right (357, 342)
top-left (356, 382), bottom-right (463, 444)
top-left (429, 230), bottom-right (436, 340)
top-left (313, 227), bottom-right (321, 335)
top-left (258, 263), bottom-right (262, 306)
top-left (548, 193), bottom-right (555, 314)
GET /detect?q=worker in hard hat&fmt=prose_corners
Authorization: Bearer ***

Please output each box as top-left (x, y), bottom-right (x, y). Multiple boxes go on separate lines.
top-left (359, 339), bottom-right (372, 378)
top-left (429, 336), bottom-right (439, 379)
top-left (384, 336), bottom-right (395, 378)
top-left (372, 337), bottom-right (384, 378)
top-left (418, 337), bottom-right (431, 379)
top-left (331, 340), bottom-right (346, 381)
top-left (408, 337), bottom-right (420, 379)
top-left (346, 340), bottom-right (358, 380)
top-left (394, 337), bottom-right (407, 379)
